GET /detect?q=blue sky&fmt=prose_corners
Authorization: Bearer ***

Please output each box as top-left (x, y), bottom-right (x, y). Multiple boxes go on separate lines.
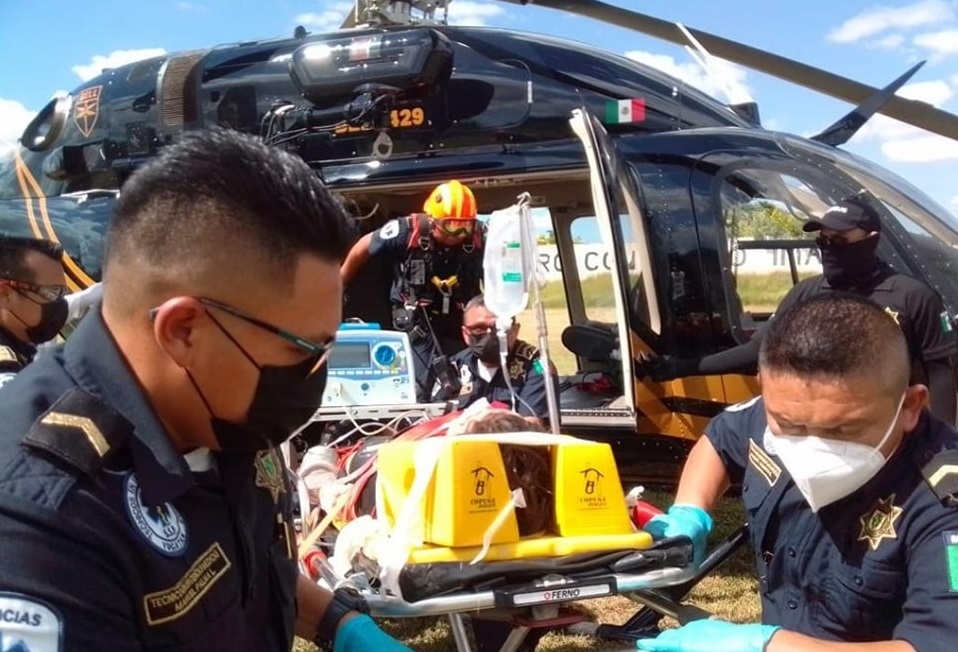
top-left (3, 0), bottom-right (958, 216)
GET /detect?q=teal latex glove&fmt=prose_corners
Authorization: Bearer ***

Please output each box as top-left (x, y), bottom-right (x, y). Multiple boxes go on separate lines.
top-left (643, 504), bottom-right (713, 565)
top-left (333, 614), bottom-right (413, 652)
top-left (636, 619), bottom-right (780, 652)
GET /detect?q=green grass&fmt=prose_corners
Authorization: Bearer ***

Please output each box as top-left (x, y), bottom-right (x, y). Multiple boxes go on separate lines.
top-left (536, 271), bottom-right (810, 313)
top-left (525, 271), bottom-right (810, 375)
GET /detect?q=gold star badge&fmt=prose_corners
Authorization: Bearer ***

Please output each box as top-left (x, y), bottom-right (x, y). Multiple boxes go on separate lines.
top-left (884, 307), bottom-right (900, 325)
top-left (858, 494), bottom-right (903, 551)
top-left (254, 448), bottom-right (286, 504)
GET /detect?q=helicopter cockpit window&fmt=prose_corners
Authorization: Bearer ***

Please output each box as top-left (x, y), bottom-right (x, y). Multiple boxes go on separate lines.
top-left (715, 166), bottom-right (843, 339)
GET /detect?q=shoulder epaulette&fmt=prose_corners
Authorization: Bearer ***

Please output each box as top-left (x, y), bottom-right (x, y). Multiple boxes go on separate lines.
top-left (921, 450), bottom-right (958, 507)
top-left (22, 388), bottom-right (132, 477)
top-left (512, 341), bottom-right (539, 363)
top-left (0, 345), bottom-right (23, 370)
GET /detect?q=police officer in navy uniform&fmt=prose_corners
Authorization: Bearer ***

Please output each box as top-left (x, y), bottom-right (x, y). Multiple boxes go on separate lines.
top-left (0, 236), bottom-right (69, 386)
top-left (638, 294), bottom-right (958, 652)
top-left (340, 180), bottom-right (485, 401)
top-left (647, 197), bottom-right (958, 424)
top-left (0, 130), bottom-right (410, 652)
top-left (442, 294), bottom-right (558, 422)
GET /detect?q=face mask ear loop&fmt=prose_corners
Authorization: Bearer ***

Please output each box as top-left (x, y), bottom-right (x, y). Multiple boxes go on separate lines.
top-left (185, 369), bottom-right (216, 420)
top-left (205, 307), bottom-right (261, 371)
top-left (875, 390), bottom-right (908, 458)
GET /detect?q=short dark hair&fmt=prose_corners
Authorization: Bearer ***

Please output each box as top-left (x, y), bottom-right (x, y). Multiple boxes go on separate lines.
top-left (103, 127), bottom-right (352, 299)
top-left (759, 293), bottom-right (909, 393)
top-left (0, 236), bottom-right (64, 282)
top-left (464, 294), bottom-right (486, 313)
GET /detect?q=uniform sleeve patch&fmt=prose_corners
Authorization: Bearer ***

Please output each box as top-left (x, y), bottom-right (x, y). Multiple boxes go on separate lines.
top-left (0, 593), bottom-right (63, 651)
top-left (379, 220), bottom-right (400, 239)
top-left (946, 531), bottom-right (958, 592)
top-left (941, 311), bottom-right (954, 334)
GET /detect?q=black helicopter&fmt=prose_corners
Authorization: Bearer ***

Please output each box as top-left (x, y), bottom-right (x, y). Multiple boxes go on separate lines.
top-left (3, 0), bottom-right (958, 478)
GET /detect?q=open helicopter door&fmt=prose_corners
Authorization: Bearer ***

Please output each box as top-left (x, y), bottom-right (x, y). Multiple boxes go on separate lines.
top-left (567, 108), bottom-right (672, 436)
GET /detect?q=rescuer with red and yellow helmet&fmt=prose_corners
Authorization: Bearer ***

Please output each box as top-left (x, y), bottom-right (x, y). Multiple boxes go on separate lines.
top-left (341, 180), bottom-right (486, 401)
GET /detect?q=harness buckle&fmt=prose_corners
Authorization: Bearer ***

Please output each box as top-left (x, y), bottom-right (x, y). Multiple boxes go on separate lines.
top-left (431, 275), bottom-right (459, 314)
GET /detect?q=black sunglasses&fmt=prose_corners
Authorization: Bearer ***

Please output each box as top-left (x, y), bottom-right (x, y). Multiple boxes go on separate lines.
top-left (1, 277), bottom-right (67, 302)
top-left (149, 297), bottom-right (336, 360)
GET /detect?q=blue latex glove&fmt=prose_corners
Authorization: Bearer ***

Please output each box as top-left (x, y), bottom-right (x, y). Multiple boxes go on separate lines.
top-left (333, 614), bottom-right (413, 652)
top-left (643, 504), bottom-right (713, 565)
top-left (636, 619), bottom-right (780, 652)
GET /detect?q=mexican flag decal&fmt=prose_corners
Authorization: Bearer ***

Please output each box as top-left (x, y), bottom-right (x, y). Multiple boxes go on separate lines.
top-left (606, 98), bottom-right (646, 124)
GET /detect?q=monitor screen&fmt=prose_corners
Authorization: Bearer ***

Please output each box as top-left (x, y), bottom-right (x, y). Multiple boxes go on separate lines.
top-left (328, 341), bottom-right (371, 369)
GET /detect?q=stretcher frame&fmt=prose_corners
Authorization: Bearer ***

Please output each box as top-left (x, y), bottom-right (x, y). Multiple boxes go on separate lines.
top-left (305, 525), bottom-right (749, 652)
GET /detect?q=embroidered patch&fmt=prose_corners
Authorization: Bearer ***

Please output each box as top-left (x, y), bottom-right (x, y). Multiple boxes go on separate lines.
top-left (858, 494), bottom-right (903, 551)
top-left (941, 311), bottom-right (954, 333)
top-left (379, 220), bottom-right (400, 239)
top-left (124, 473), bottom-right (188, 556)
top-left (748, 439), bottom-right (781, 487)
top-left (0, 592), bottom-right (63, 651)
top-left (945, 531), bottom-right (958, 592)
top-left (0, 346), bottom-right (16, 364)
top-left (142, 543), bottom-right (232, 626)
top-left (254, 448), bottom-right (286, 503)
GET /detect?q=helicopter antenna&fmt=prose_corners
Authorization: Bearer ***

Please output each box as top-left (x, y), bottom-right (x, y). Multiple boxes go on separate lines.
top-left (675, 22), bottom-right (754, 111)
top-left (343, 0), bottom-right (452, 28)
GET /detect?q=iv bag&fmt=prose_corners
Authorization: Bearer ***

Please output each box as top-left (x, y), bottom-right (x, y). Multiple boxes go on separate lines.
top-left (483, 200), bottom-right (535, 321)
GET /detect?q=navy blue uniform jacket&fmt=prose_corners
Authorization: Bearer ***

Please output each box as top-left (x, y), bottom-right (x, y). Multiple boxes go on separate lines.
top-left (0, 309), bottom-right (298, 651)
top-left (708, 396), bottom-right (958, 651)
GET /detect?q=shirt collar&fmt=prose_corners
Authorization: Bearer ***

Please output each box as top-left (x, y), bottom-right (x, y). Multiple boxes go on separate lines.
top-left (62, 308), bottom-right (194, 506)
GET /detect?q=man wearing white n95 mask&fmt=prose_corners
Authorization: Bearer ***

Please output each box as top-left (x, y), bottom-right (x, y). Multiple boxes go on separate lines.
top-left (638, 293), bottom-right (958, 652)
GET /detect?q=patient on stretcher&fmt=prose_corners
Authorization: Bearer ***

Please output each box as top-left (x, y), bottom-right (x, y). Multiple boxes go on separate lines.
top-left (294, 403), bottom-right (693, 605)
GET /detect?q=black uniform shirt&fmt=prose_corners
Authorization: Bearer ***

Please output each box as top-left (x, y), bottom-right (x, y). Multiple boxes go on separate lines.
top-left (775, 265), bottom-right (958, 376)
top-left (0, 325), bottom-right (35, 388)
top-left (0, 309), bottom-right (298, 652)
top-left (369, 216), bottom-right (483, 328)
top-left (706, 396), bottom-right (958, 651)
top-left (446, 340), bottom-right (556, 419)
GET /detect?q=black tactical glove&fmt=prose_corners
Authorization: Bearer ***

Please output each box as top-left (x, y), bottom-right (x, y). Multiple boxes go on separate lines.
top-left (640, 355), bottom-right (700, 382)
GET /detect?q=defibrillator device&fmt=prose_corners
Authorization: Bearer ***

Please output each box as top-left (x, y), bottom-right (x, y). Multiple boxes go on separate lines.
top-left (322, 323), bottom-right (417, 407)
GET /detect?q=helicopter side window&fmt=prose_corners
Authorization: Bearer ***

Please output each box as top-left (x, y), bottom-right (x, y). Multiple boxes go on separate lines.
top-left (569, 215), bottom-right (618, 328)
top-left (712, 167), bottom-right (847, 341)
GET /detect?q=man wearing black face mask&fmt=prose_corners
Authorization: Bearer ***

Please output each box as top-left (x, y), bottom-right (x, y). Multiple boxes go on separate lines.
top-left (645, 197), bottom-right (958, 424)
top-left (438, 294), bottom-right (557, 421)
top-left (0, 235), bottom-right (68, 387)
top-left (0, 130), bottom-right (411, 652)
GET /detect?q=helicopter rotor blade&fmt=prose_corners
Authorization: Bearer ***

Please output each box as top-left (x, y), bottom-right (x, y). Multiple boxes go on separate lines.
top-left (501, 0), bottom-right (958, 141)
top-left (811, 60), bottom-right (926, 147)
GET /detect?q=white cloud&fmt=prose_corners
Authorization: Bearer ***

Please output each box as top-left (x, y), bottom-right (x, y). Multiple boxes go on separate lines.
top-left (71, 48), bottom-right (167, 82)
top-left (951, 195), bottom-right (958, 206)
top-left (851, 79), bottom-right (958, 163)
top-left (899, 79), bottom-right (954, 104)
top-left (446, 0), bottom-right (506, 26)
top-left (294, 2), bottom-right (353, 33)
top-left (881, 134), bottom-right (958, 161)
top-left (624, 50), bottom-right (752, 105)
top-left (913, 28), bottom-right (958, 60)
top-left (0, 98), bottom-right (36, 154)
top-left (874, 33), bottom-right (906, 50)
top-left (827, 0), bottom-right (954, 43)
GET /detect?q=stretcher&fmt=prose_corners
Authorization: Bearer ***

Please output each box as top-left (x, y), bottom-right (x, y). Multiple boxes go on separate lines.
top-left (289, 406), bottom-right (746, 652)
